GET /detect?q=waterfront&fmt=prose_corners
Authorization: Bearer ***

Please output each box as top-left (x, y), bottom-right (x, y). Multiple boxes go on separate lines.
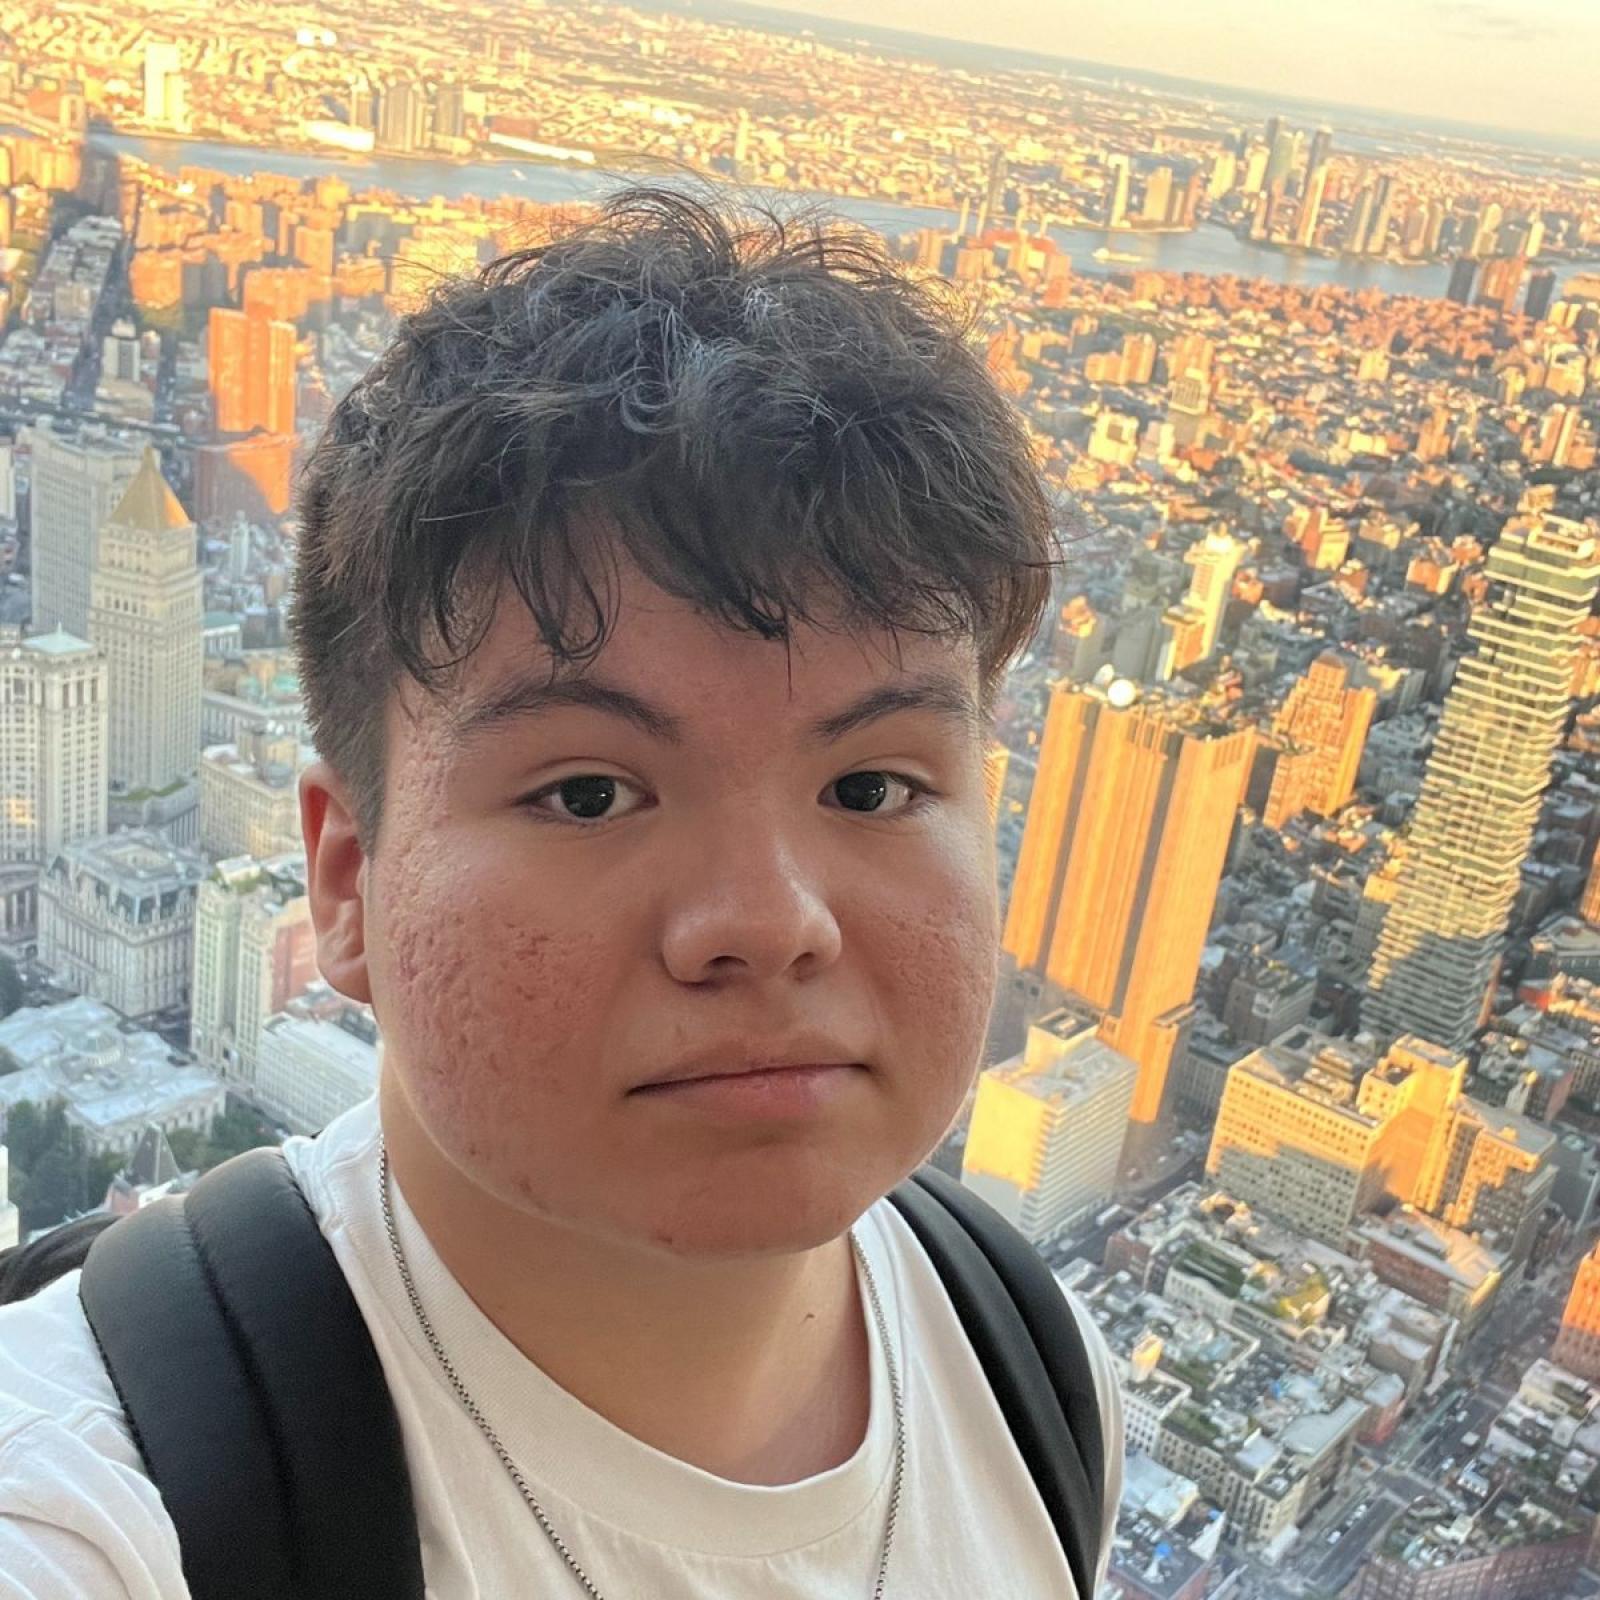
top-left (92, 132), bottom-right (1598, 301)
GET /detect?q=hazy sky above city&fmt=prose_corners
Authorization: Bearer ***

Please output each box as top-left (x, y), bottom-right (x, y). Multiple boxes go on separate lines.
top-left (754, 0), bottom-right (1600, 145)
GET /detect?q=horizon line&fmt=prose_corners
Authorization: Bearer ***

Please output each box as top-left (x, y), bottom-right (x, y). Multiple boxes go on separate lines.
top-left (693, 0), bottom-right (1600, 162)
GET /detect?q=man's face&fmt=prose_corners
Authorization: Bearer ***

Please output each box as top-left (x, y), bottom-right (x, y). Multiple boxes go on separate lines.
top-left (331, 554), bottom-right (1000, 1259)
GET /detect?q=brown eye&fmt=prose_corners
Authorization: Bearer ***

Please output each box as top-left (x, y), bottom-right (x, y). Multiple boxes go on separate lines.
top-left (827, 772), bottom-right (931, 818)
top-left (522, 774), bottom-right (648, 825)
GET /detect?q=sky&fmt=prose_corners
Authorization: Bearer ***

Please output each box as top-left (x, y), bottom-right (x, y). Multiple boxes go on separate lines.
top-left (745, 0), bottom-right (1600, 146)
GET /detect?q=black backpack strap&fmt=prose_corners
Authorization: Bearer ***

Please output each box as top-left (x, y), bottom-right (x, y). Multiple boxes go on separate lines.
top-left (0, 1212), bottom-right (118, 1302)
top-left (77, 1146), bottom-right (424, 1600)
top-left (886, 1165), bottom-right (1105, 1599)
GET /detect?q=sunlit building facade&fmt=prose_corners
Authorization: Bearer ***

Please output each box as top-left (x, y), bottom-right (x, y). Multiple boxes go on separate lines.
top-left (1553, 1242), bottom-right (1600, 1384)
top-left (1365, 515), bottom-right (1600, 1049)
top-left (1262, 652), bottom-right (1376, 828)
top-left (1002, 679), bottom-right (1254, 1144)
top-left (961, 1005), bottom-right (1137, 1244)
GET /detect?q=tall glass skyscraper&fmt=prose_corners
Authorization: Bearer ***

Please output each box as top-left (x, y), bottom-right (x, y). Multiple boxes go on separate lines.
top-left (1364, 513), bottom-right (1600, 1049)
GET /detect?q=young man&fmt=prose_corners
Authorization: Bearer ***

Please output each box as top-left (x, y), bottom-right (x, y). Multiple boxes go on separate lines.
top-left (0, 186), bottom-right (1122, 1597)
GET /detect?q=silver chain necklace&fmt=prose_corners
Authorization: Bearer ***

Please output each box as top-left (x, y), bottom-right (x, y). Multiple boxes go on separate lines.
top-left (377, 1138), bottom-right (906, 1599)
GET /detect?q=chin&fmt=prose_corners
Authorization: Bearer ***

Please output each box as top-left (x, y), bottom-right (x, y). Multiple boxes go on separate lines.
top-left (625, 1166), bottom-right (896, 1261)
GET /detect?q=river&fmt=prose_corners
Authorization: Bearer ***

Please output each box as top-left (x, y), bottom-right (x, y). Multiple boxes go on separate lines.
top-left (92, 132), bottom-right (1598, 303)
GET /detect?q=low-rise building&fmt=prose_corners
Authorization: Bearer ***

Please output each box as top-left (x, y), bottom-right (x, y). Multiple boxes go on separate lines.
top-left (0, 995), bottom-right (224, 1158)
top-left (1104, 1450), bottom-right (1224, 1600)
top-left (37, 829), bottom-right (207, 1019)
top-left (252, 994), bottom-right (378, 1135)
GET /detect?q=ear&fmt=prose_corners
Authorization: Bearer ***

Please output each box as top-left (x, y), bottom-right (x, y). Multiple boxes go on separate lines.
top-left (299, 760), bottom-right (374, 1006)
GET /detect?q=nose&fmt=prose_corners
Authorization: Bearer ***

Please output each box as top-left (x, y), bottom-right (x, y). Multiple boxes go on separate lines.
top-left (658, 800), bottom-right (844, 985)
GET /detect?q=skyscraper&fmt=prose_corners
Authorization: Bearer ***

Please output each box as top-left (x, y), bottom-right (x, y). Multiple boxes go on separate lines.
top-left (1476, 255), bottom-right (1526, 314)
top-left (1581, 847), bottom-right (1600, 927)
top-left (1307, 126), bottom-right (1333, 176)
top-left (1105, 155), bottom-right (1131, 229)
top-left (982, 145), bottom-right (1008, 228)
top-left (1470, 202), bottom-right (1504, 258)
top-left (1343, 186), bottom-right (1375, 255)
top-left (1525, 269), bottom-right (1558, 323)
top-left (1555, 1242), bottom-right (1600, 1383)
top-left (191, 854), bottom-right (318, 1087)
top-left (433, 82), bottom-right (466, 142)
top-left (23, 422), bottom-right (142, 640)
top-left (1445, 256), bottom-right (1478, 306)
top-left (207, 307), bottom-right (296, 438)
top-left (1364, 176), bottom-right (1394, 256)
top-left (87, 449), bottom-right (203, 796)
top-left (1264, 125), bottom-right (1299, 191)
top-left (1177, 528), bottom-right (1246, 665)
top-left (1293, 164), bottom-right (1327, 250)
top-left (0, 626), bottom-right (108, 864)
top-left (1365, 515), bottom-right (1600, 1050)
top-left (377, 80), bottom-right (427, 154)
top-left (1141, 164), bottom-right (1174, 225)
top-left (1001, 679), bottom-right (1254, 1144)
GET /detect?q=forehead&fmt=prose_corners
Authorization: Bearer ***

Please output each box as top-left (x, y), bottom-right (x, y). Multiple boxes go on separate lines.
top-left (405, 558), bottom-right (984, 750)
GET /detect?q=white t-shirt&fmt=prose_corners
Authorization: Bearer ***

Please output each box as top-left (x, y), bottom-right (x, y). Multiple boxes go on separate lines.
top-left (0, 1095), bottom-right (1122, 1599)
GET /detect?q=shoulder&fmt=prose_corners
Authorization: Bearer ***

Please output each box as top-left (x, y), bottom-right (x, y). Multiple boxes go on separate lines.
top-left (865, 1194), bottom-right (1123, 1445)
top-left (865, 1197), bottom-right (1124, 1581)
top-left (0, 1272), bottom-right (186, 1598)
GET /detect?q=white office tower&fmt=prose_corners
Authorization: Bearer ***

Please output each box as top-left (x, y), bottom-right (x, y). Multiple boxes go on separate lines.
top-left (1365, 514), bottom-right (1600, 1050)
top-left (23, 421), bottom-right (142, 639)
top-left (960, 1006), bottom-right (1138, 1245)
top-left (1181, 528), bottom-right (1246, 662)
top-left (87, 448), bottom-right (203, 797)
top-left (0, 627), bottom-right (108, 862)
top-left (191, 855), bottom-right (314, 1086)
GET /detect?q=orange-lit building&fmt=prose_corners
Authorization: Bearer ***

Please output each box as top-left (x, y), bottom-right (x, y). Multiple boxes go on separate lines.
top-left (207, 306), bottom-right (296, 438)
top-left (983, 740), bottom-right (1009, 826)
top-left (194, 433), bottom-right (296, 523)
top-left (1001, 680), bottom-right (1254, 1140)
top-left (292, 223), bottom-right (336, 276)
top-left (1263, 652), bottom-right (1376, 828)
top-left (1554, 1242), bottom-right (1600, 1383)
top-left (129, 247), bottom-right (184, 311)
top-left (241, 263), bottom-right (333, 324)
top-left (333, 254), bottom-right (389, 302)
top-left (1581, 848), bottom-right (1600, 926)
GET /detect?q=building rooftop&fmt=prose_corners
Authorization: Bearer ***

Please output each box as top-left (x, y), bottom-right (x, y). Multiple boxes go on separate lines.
top-left (1356, 1207), bottom-right (1504, 1291)
top-left (0, 997), bottom-right (223, 1145)
top-left (106, 447), bottom-right (191, 535)
top-left (46, 829), bottom-right (207, 897)
top-left (13, 625), bottom-right (94, 658)
top-left (1237, 1026), bottom-right (1379, 1116)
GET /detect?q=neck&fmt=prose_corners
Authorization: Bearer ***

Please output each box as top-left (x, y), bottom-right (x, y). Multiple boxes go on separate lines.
top-left (377, 1075), bottom-right (872, 1485)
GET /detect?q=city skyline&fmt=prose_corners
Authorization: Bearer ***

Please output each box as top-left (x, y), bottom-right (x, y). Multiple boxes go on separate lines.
top-left (0, 4), bottom-right (1598, 1593)
top-left (739, 0), bottom-right (1600, 148)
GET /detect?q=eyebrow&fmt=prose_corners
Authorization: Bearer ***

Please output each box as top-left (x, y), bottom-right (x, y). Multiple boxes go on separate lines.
top-left (443, 668), bottom-right (983, 753)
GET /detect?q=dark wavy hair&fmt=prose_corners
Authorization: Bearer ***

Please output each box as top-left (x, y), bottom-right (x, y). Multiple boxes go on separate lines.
top-left (291, 184), bottom-right (1060, 853)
